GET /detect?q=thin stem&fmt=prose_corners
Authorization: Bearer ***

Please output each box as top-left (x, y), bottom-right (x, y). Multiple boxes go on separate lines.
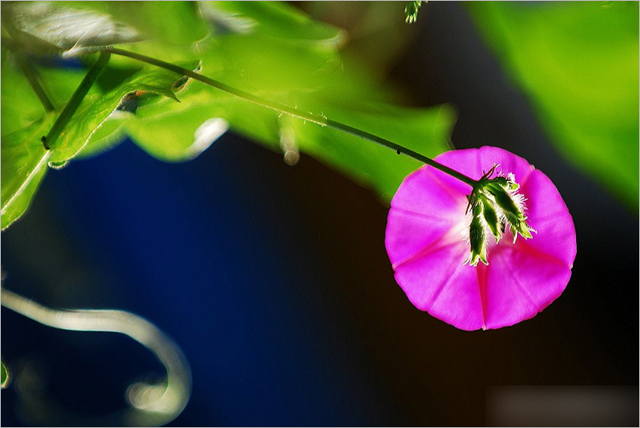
top-left (43, 51), bottom-right (110, 150)
top-left (14, 52), bottom-right (55, 112)
top-left (104, 47), bottom-right (478, 187)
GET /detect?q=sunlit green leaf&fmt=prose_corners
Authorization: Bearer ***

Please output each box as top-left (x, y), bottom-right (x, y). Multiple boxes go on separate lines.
top-left (1, 113), bottom-right (55, 230)
top-left (1, 60), bottom-right (191, 228)
top-left (405, 1), bottom-right (423, 24)
top-left (229, 98), bottom-right (454, 200)
top-left (49, 64), bottom-right (190, 164)
top-left (1, 58), bottom-right (48, 135)
top-left (200, 1), bottom-right (344, 46)
top-left (124, 102), bottom-right (228, 163)
top-left (114, 30), bottom-right (454, 196)
top-left (2, 2), bottom-right (139, 56)
top-left (468, 2), bottom-right (639, 209)
top-left (70, 1), bottom-right (209, 46)
top-left (75, 113), bottom-right (129, 160)
top-left (288, 99), bottom-right (455, 199)
top-left (2, 0), bottom-right (456, 230)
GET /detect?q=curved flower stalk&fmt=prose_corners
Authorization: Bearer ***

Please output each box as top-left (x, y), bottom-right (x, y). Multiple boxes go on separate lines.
top-left (1, 287), bottom-right (191, 426)
top-left (385, 146), bottom-right (576, 330)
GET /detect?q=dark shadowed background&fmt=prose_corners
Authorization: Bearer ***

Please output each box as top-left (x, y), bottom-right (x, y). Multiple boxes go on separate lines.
top-left (2, 2), bottom-right (638, 426)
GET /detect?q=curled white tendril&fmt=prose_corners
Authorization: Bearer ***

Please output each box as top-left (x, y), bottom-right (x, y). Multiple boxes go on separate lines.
top-left (1, 287), bottom-right (191, 426)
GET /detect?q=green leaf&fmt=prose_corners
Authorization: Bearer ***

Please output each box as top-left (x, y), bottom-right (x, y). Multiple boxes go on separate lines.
top-left (468, 2), bottom-right (639, 209)
top-left (1, 57), bottom-right (48, 135)
top-left (1, 59), bottom-right (190, 228)
top-left (123, 102), bottom-right (228, 163)
top-left (2, 2), bottom-right (139, 56)
top-left (193, 30), bottom-right (453, 199)
top-left (288, 100), bottom-right (455, 199)
top-left (70, 1), bottom-right (209, 46)
top-left (114, 31), bottom-right (454, 196)
top-left (1, 113), bottom-right (55, 230)
top-left (74, 113), bottom-right (129, 160)
top-left (2, 0), bottom-right (455, 230)
top-left (48, 64), bottom-right (191, 165)
top-left (200, 1), bottom-right (344, 46)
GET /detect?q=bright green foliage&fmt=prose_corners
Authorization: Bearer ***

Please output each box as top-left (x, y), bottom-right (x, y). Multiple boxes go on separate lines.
top-left (2, 1), bottom-right (454, 229)
top-left (1, 114), bottom-right (55, 229)
top-left (1, 58), bottom-right (50, 135)
top-left (282, 100), bottom-right (454, 199)
top-left (48, 63), bottom-right (192, 165)
top-left (1, 53), bottom-right (199, 227)
top-left (1, 2), bottom-right (138, 55)
top-left (468, 2), bottom-right (639, 210)
top-left (74, 2), bottom-right (209, 46)
top-left (200, 1), bottom-right (345, 44)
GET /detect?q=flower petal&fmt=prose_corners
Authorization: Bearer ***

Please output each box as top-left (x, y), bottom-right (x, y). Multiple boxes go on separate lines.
top-left (385, 208), bottom-right (460, 268)
top-left (484, 242), bottom-right (573, 329)
top-left (390, 165), bottom-right (468, 219)
top-left (393, 239), bottom-right (487, 331)
top-left (520, 170), bottom-right (577, 266)
top-left (478, 146), bottom-right (535, 185)
top-left (427, 263), bottom-right (486, 331)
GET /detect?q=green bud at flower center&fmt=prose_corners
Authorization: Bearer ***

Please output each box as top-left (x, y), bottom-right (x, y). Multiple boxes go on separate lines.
top-left (464, 165), bottom-right (536, 266)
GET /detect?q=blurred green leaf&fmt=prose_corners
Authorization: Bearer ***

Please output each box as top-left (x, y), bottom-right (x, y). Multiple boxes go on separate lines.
top-left (123, 99), bottom-right (228, 162)
top-left (2, 2), bottom-right (139, 56)
top-left (200, 1), bottom-right (344, 46)
top-left (1, 58), bottom-right (48, 135)
top-left (94, 5), bottom-right (453, 196)
top-left (113, 29), bottom-right (454, 195)
top-left (468, 2), bottom-right (639, 209)
top-left (70, 1), bottom-right (209, 46)
top-left (288, 100), bottom-right (455, 199)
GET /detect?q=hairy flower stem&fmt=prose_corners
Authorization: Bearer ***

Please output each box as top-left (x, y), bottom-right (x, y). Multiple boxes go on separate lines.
top-left (105, 47), bottom-right (478, 188)
top-left (42, 51), bottom-right (110, 150)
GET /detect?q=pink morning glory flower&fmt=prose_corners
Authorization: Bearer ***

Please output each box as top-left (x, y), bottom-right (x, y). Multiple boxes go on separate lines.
top-left (385, 146), bottom-right (576, 330)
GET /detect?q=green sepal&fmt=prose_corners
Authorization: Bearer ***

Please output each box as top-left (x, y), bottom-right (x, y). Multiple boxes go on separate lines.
top-left (480, 195), bottom-right (501, 242)
top-left (486, 182), bottom-right (523, 221)
top-left (467, 203), bottom-right (488, 266)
